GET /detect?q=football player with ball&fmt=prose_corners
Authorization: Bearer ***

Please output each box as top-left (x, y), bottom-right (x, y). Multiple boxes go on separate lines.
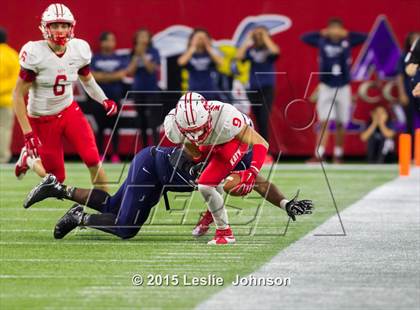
top-left (164, 92), bottom-right (312, 244)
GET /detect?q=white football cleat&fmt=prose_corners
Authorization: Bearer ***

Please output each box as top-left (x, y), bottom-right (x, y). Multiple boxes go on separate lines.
top-left (15, 147), bottom-right (30, 180)
top-left (192, 210), bottom-right (214, 237)
top-left (207, 226), bottom-right (236, 245)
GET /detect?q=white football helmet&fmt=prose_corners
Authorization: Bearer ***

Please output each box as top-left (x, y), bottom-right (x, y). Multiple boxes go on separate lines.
top-left (175, 92), bottom-right (212, 144)
top-left (40, 3), bottom-right (76, 46)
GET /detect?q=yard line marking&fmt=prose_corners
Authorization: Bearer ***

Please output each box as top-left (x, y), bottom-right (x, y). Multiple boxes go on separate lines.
top-left (0, 258), bottom-right (207, 263)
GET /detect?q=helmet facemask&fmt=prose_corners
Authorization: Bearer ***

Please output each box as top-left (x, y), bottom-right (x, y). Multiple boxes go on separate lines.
top-left (176, 113), bottom-right (212, 144)
top-left (43, 22), bottom-right (74, 46)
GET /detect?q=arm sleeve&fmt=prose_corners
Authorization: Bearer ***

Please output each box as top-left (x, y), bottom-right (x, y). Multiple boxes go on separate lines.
top-left (349, 32), bottom-right (368, 47)
top-left (301, 32), bottom-right (321, 47)
top-left (79, 76), bottom-right (108, 104)
top-left (164, 109), bottom-right (184, 144)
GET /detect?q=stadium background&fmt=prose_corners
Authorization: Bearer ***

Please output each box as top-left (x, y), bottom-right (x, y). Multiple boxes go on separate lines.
top-left (1, 0), bottom-right (419, 156)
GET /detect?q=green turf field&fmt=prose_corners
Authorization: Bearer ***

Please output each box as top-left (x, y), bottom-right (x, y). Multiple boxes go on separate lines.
top-left (0, 163), bottom-right (397, 310)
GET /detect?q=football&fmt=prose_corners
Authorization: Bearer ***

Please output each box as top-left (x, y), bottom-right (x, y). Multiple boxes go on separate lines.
top-left (223, 173), bottom-right (242, 196)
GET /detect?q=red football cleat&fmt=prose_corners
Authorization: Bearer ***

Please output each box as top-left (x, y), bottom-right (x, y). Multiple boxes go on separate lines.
top-left (207, 226), bottom-right (236, 245)
top-left (15, 147), bottom-right (29, 180)
top-left (192, 210), bottom-right (214, 237)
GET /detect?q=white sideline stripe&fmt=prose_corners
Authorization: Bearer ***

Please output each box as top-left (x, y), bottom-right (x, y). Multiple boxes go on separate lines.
top-left (197, 168), bottom-right (420, 310)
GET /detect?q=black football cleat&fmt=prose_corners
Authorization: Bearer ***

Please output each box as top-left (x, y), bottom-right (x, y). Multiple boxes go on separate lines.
top-left (54, 204), bottom-right (84, 239)
top-left (23, 174), bottom-right (66, 209)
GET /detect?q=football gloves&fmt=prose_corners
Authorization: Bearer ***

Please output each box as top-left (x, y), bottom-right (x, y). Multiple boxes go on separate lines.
top-left (285, 190), bottom-right (314, 221)
top-left (102, 99), bottom-right (118, 116)
top-left (231, 169), bottom-right (257, 196)
top-left (24, 132), bottom-right (42, 158)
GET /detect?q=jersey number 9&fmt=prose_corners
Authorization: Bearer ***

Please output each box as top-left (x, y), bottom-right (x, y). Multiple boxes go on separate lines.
top-left (232, 117), bottom-right (242, 127)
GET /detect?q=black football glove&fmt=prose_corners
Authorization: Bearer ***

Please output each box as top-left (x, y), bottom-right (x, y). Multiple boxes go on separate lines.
top-left (285, 190), bottom-right (314, 221)
top-left (189, 162), bottom-right (206, 179)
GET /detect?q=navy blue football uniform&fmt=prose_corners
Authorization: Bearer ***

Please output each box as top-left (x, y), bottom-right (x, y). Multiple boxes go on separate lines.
top-left (98, 146), bottom-right (252, 238)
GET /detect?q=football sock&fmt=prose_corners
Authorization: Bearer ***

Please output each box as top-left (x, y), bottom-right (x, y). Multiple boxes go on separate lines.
top-left (82, 213), bottom-right (140, 239)
top-left (83, 213), bottom-right (116, 227)
top-left (69, 188), bottom-right (111, 212)
top-left (198, 184), bottom-right (229, 229)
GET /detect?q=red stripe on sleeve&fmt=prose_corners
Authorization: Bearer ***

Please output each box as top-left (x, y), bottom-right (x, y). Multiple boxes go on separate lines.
top-left (78, 64), bottom-right (91, 76)
top-left (19, 68), bottom-right (37, 82)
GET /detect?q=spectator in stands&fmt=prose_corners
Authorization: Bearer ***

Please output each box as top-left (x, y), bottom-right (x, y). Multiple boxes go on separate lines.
top-left (396, 32), bottom-right (420, 137)
top-left (404, 35), bottom-right (420, 100)
top-left (178, 28), bottom-right (224, 100)
top-left (360, 105), bottom-right (396, 163)
top-left (127, 28), bottom-right (161, 147)
top-left (0, 27), bottom-right (19, 163)
top-left (236, 26), bottom-right (280, 163)
top-left (91, 31), bottom-right (128, 163)
top-left (301, 18), bottom-right (367, 163)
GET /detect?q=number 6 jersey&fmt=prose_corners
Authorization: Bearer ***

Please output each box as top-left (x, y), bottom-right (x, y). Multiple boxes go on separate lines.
top-left (164, 101), bottom-right (251, 146)
top-left (19, 38), bottom-right (91, 116)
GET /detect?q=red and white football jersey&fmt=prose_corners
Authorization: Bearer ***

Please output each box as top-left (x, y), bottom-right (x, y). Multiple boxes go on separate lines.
top-left (19, 38), bottom-right (91, 116)
top-left (164, 101), bottom-right (250, 145)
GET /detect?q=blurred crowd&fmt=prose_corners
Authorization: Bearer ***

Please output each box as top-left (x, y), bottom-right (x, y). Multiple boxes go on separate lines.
top-left (0, 18), bottom-right (419, 164)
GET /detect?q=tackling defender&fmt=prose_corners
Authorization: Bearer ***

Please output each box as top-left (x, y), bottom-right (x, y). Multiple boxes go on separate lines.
top-left (13, 3), bottom-right (117, 189)
top-left (23, 145), bottom-right (313, 241)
